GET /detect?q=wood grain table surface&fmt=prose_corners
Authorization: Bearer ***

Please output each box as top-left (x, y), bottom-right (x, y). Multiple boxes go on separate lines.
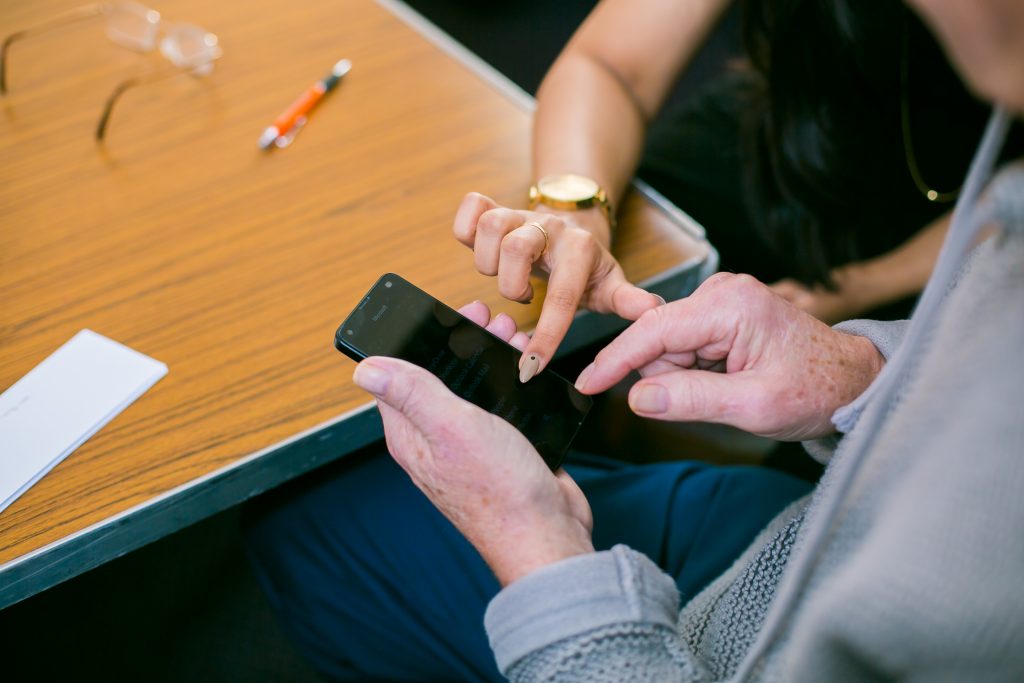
top-left (0, 0), bottom-right (712, 607)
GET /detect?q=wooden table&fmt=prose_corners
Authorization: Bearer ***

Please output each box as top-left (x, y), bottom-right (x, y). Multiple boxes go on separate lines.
top-left (0, 0), bottom-right (714, 609)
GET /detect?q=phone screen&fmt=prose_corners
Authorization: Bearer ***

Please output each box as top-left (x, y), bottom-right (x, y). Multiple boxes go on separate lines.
top-left (335, 274), bottom-right (592, 470)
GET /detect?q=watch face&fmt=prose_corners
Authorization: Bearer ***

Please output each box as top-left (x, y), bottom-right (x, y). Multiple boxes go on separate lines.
top-left (539, 174), bottom-right (599, 202)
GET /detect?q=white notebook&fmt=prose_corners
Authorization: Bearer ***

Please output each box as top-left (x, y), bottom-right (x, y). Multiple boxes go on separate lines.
top-left (0, 330), bottom-right (168, 515)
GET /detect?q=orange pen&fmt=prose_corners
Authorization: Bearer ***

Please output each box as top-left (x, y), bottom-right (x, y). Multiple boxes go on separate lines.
top-left (258, 59), bottom-right (352, 150)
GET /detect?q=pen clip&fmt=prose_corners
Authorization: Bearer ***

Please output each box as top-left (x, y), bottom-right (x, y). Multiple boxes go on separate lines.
top-left (274, 116), bottom-right (308, 148)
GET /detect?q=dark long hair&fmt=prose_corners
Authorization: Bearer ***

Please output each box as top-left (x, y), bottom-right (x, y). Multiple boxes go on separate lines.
top-left (741, 0), bottom-right (991, 286)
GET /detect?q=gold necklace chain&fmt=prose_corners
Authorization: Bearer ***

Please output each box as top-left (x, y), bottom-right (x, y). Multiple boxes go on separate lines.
top-left (900, 29), bottom-right (960, 203)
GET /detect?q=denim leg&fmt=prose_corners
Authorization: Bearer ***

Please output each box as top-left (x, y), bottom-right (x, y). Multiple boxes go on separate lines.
top-left (243, 450), bottom-right (811, 681)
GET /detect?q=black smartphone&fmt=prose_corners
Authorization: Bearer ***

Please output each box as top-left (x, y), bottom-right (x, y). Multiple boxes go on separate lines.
top-left (334, 274), bottom-right (592, 470)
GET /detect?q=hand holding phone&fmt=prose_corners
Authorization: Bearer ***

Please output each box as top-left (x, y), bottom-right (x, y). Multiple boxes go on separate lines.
top-left (335, 274), bottom-right (592, 470)
top-left (353, 350), bottom-right (597, 586)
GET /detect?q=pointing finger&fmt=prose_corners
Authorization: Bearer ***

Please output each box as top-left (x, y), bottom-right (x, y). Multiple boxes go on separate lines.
top-left (519, 233), bottom-right (591, 382)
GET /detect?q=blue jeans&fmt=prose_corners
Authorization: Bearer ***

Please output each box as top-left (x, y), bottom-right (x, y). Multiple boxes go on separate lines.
top-left (243, 450), bottom-right (811, 681)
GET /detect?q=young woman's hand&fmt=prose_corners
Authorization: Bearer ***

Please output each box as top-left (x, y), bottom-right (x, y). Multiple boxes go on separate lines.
top-left (453, 192), bottom-right (663, 381)
top-left (576, 273), bottom-right (885, 441)
top-left (769, 276), bottom-right (868, 325)
top-left (353, 301), bottom-right (594, 587)
top-left (771, 213), bottom-right (953, 324)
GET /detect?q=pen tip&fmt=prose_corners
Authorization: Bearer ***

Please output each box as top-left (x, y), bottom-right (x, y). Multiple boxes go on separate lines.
top-left (333, 59), bottom-right (352, 78)
top-left (257, 127), bottom-right (279, 150)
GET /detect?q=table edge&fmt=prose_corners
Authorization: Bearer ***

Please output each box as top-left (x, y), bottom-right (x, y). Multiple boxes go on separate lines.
top-left (0, 1), bottom-right (719, 611)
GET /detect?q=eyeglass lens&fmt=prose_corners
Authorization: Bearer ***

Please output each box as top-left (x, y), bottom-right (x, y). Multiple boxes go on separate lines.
top-left (160, 24), bottom-right (219, 72)
top-left (105, 2), bottom-right (160, 52)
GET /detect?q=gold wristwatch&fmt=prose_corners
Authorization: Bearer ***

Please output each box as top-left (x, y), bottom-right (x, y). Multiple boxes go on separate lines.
top-left (528, 174), bottom-right (616, 233)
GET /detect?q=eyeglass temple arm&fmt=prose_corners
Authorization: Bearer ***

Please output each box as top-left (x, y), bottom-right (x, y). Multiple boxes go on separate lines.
top-left (1, 3), bottom-right (111, 94)
top-left (96, 68), bottom-right (189, 141)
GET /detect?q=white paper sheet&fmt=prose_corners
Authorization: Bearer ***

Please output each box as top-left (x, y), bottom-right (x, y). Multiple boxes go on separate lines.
top-left (0, 330), bottom-right (168, 514)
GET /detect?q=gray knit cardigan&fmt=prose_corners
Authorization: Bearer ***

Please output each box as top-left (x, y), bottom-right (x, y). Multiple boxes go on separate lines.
top-left (485, 111), bottom-right (1024, 682)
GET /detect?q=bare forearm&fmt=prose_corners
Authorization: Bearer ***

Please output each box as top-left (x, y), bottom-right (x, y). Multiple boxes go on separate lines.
top-left (532, 0), bottom-right (733, 244)
top-left (841, 212), bottom-right (951, 310)
top-left (534, 53), bottom-right (647, 220)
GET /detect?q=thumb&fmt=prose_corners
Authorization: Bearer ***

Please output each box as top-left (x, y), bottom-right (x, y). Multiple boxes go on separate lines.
top-left (353, 357), bottom-right (464, 433)
top-left (608, 278), bottom-right (666, 321)
top-left (627, 369), bottom-right (756, 427)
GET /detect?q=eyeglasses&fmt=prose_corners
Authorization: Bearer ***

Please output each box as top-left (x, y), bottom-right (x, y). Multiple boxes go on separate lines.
top-left (0, 2), bottom-right (222, 141)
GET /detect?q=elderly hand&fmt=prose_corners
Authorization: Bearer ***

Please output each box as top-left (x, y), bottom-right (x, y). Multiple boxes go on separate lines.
top-left (453, 192), bottom-right (663, 382)
top-left (352, 301), bottom-right (594, 586)
top-left (575, 273), bottom-right (885, 441)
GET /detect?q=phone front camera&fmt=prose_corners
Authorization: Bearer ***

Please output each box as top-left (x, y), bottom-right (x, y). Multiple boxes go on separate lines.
top-left (384, 281), bottom-right (393, 288)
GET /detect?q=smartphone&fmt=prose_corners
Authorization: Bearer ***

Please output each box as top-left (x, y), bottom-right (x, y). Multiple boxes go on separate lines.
top-left (334, 274), bottom-right (592, 470)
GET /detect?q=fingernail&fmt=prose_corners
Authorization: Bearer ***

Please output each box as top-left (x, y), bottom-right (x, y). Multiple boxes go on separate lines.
top-left (631, 384), bottom-right (668, 414)
top-left (654, 294), bottom-right (667, 306)
top-left (519, 354), bottom-right (540, 383)
top-left (575, 363), bottom-right (595, 392)
top-left (354, 362), bottom-right (390, 395)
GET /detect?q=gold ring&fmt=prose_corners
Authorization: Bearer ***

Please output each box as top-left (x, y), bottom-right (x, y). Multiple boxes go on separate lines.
top-left (525, 221), bottom-right (549, 256)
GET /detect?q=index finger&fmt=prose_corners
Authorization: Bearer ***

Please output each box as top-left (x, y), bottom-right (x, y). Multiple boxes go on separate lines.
top-left (575, 299), bottom-right (720, 394)
top-left (519, 236), bottom-right (591, 380)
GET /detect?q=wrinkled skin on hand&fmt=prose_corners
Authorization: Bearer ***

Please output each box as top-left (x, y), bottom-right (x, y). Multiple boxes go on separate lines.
top-left (576, 273), bottom-right (885, 441)
top-left (353, 276), bottom-right (883, 587)
top-left (352, 302), bottom-right (594, 587)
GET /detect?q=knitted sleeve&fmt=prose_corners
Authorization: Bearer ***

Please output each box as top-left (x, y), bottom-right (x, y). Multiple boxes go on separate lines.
top-left (802, 318), bottom-right (908, 463)
top-left (485, 497), bottom-right (810, 682)
top-left (485, 546), bottom-right (710, 682)
top-left (833, 319), bottom-right (909, 360)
